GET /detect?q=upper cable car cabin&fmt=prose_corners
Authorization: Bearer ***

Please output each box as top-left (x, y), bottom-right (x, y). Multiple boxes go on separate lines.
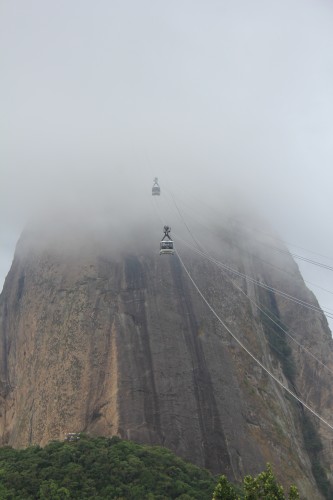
top-left (152, 177), bottom-right (160, 196)
top-left (160, 225), bottom-right (174, 255)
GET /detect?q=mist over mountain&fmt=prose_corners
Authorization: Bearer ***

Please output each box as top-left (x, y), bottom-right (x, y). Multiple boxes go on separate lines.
top-left (2, 0), bottom-right (333, 300)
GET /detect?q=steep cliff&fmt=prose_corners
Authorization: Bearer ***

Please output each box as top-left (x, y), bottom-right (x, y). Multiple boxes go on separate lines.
top-left (0, 220), bottom-right (333, 498)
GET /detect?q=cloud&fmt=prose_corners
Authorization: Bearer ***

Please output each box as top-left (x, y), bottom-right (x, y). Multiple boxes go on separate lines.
top-left (1, 0), bottom-right (333, 325)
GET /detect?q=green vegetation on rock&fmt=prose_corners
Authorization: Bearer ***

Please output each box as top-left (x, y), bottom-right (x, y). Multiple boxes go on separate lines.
top-left (0, 435), bottom-right (215, 499)
top-left (259, 288), bottom-right (331, 499)
top-left (301, 413), bottom-right (333, 499)
top-left (259, 290), bottom-right (296, 384)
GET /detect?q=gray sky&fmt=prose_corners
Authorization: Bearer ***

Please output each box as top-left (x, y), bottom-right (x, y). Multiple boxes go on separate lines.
top-left (1, 0), bottom-right (333, 326)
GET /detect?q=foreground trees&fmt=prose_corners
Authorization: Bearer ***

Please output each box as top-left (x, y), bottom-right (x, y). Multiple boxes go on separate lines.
top-left (213, 464), bottom-right (299, 500)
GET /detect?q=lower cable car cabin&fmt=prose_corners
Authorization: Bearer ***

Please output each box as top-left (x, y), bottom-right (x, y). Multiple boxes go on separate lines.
top-left (160, 240), bottom-right (174, 255)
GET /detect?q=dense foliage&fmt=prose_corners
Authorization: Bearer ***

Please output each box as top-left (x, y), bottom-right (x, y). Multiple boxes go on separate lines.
top-left (0, 435), bottom-right (216, 499)
top-left (0, 436), bottom-right (301, 499)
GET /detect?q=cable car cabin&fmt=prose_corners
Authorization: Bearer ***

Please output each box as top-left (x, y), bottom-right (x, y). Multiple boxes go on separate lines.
top-left (160, 240), bottom-right (174, 255)
top-left (152, 184), bottom-right (160, 196)
top-left (152, 177), bottom-right (160, 196)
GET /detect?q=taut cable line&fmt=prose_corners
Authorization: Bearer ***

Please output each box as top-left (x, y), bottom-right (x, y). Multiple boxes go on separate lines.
top-left (175, 247), bottom-right (333, 433)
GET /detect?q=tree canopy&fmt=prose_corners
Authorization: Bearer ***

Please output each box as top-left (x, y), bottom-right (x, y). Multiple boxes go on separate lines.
top-left (0, 435), bottom-right (215, 499)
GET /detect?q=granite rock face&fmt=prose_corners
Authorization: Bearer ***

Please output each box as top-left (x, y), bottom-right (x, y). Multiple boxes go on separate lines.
top-left (0, 224), bottom-right (333, 498)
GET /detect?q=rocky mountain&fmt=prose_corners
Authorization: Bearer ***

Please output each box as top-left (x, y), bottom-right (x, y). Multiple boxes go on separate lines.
top-left (0, 217), bottom-right (333, 498)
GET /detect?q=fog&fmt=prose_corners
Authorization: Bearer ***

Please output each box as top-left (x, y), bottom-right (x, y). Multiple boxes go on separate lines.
top-left (2, 0), bottom-right (333, 325)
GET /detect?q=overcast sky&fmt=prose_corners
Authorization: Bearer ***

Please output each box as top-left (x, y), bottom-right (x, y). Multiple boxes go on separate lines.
top-left (1, 0), bottom-right (333, 326)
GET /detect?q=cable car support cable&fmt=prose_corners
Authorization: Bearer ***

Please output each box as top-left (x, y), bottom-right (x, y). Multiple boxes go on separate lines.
top-left (175, 233), bottom-right (333, 378)
top-left (175, 233), bottom-right (333, 319)
top-left (175, 247), bottom-right (333, 433)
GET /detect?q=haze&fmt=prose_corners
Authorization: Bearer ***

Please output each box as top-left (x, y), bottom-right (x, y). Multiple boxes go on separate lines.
top-left (1, 0), bottom-right (333, 325)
